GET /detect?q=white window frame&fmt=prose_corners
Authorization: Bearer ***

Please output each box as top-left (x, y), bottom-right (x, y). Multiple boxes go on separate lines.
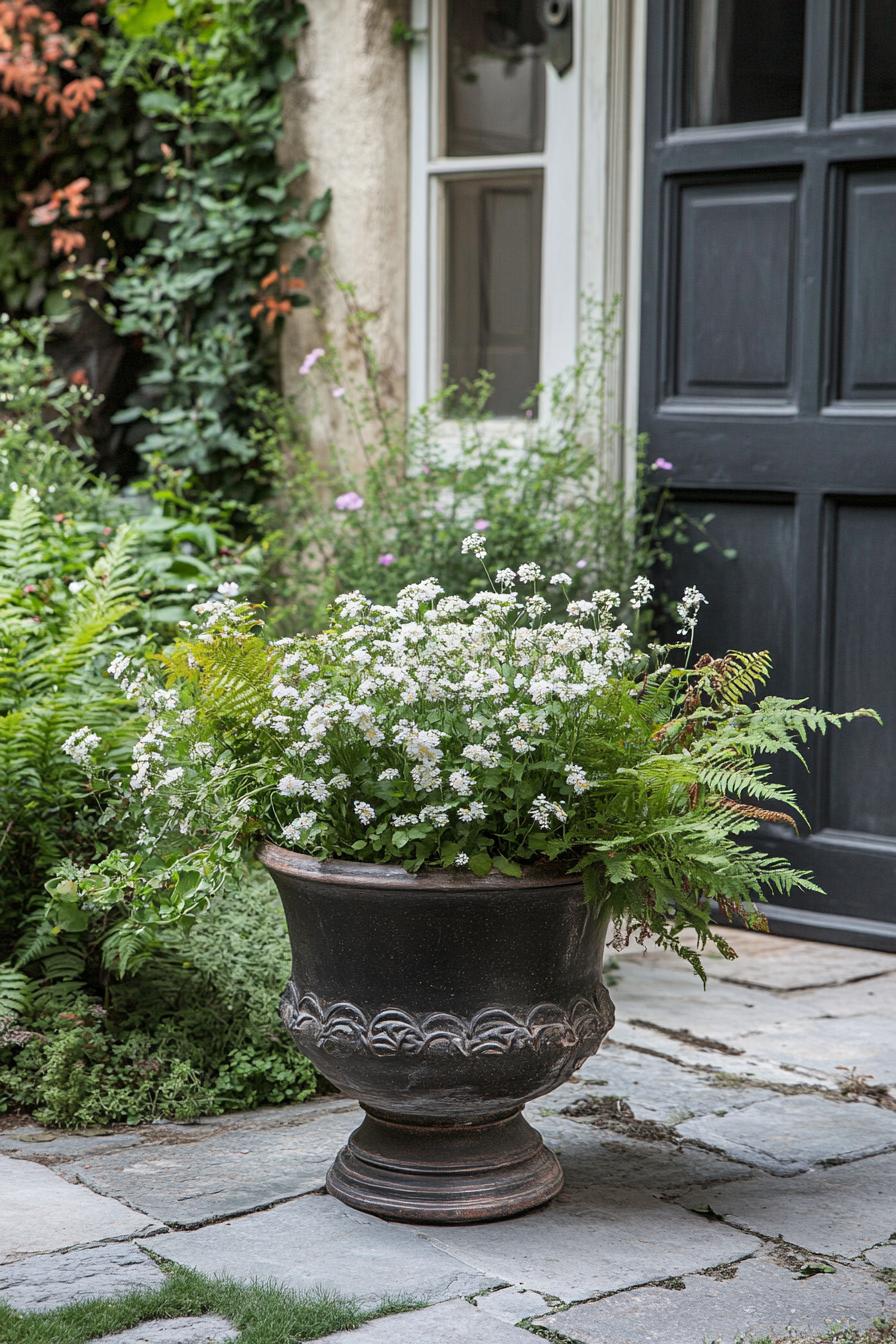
top-left (407, 0), bottom-right (585, 428)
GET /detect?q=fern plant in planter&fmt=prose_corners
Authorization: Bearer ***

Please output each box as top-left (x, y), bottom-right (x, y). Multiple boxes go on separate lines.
top-left (60, 533), bottom-right (877, 1223)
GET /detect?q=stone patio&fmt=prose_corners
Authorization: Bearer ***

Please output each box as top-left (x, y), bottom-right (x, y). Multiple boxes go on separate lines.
top-left (2, 927), bottom-right (895, 1343)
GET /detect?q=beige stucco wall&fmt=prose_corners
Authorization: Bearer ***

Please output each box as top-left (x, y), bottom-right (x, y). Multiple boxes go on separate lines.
top-left (280, 1), bottom-right (410, 467)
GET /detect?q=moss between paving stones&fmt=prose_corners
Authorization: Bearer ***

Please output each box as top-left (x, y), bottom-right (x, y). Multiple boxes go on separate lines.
top-left (0, 1264), bottom-right (420, 1344)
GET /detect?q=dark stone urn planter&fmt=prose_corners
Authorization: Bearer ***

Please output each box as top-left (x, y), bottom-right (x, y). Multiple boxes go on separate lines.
top-left (258, 842), bottom-right (615, 1225)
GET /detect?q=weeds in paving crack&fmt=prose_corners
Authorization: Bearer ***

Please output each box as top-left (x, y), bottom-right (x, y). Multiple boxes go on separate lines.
top-left (558, 1093), bottom-right (680, 1144)
top-left (628, 1020), bottom-right (746, 1056)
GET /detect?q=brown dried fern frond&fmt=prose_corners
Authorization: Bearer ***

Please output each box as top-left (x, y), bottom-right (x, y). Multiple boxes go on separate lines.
top-left (713, 796), bottom-right (800, 833)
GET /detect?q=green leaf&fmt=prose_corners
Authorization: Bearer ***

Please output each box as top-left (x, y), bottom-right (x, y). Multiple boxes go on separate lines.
top-left (492, 856), bottom-right (522, 878)
top-left (468, 853), bottom-right (493, 877)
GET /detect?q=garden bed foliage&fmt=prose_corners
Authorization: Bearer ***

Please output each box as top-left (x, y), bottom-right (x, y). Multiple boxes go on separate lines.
top-left (0, 0), bottom-right (733, 1124)
top-left (0, 0), bottom-right (327, 490)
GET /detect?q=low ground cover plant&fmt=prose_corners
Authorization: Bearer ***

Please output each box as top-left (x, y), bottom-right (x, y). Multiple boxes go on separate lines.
top-left (57, 533), bottom-right (876, 980)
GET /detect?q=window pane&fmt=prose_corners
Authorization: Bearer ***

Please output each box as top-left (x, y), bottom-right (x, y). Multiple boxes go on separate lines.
top-left (443, 174), bottom-right (542, 416)
top-left (849, 0), bottom-right (896, 112)
top-left (682, 0), bottom-right (805, 127)
top-left (445, 0), bottom-right (546, 156)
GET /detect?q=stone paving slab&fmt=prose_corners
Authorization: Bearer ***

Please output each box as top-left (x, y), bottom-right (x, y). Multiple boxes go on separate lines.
top-left (474, 1286), bottom-right (553, 1323)
top-left (0, 1155), bottom-right (164, 1262)
top-left (608, 1019), bottom-right (836, 1089)
top-left (675, 1150), bottom-right (896, 1257)
top-left (0, 1125), bottom-right (145, 1162)
top-left (63, 1108), bottom-right (361, 1227)
top-left (140, 1195), bottom-right (501, 1309)
top-left (420, 1188), bottom-right (759, 1303)
top-left (533, 1115), bottom-right (754, 1193)
top-left (742, 1014), bottom-right (896, 1089)
top-left (534, 1040), bottom-right (775, 1126)
top-left (0, 1242), bottom-right (165, 1312)
top-left (535, 1250), bottom-right (896, 1344)
top-left (676, 1094), bottom-right (896, 1174)
top-left (85, 1316), bottom-right (237, 1344)
top-left (318, 1300), bottom-right (533, 1341)
top-left (865, 1243), bottom-right (896, 1270)
top-left (701, 935), bottom-right (896, 992)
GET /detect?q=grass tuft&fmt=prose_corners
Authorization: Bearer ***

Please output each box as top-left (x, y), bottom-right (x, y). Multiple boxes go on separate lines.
top-left (0, 1263), bottom-right (422, 1344)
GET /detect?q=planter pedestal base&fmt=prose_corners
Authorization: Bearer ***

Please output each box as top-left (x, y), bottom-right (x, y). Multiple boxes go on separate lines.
top-left (326, 1106), bottom-right (563, 1224)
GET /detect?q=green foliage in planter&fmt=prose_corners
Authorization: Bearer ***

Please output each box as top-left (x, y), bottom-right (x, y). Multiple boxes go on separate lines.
top-left (0, 872), bottom-right (315, 1126)
top-left (104, 0), bottom-right (330, 487)
top-left (0, 316), bottom-right (264, 1016)
top-left (274, 299), bottom-right (712, 631)
top-left (58, 538), bottom-right (878, 981)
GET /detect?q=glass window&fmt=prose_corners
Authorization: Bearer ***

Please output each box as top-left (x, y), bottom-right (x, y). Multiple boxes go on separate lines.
top-left (443, 175), bottom-right (543, 416)
top-left (682, 0), bottom-right (805, 128)
top-left (849, 0), bottom-right (896, 113)
top-left (445, 0), bottom-right (546, 155)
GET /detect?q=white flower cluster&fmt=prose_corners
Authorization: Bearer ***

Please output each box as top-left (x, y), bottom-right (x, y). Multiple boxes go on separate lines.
top-left (85, 536), bottom-right (699, 868)
top-left (61, 726), bottom-right (100, 765)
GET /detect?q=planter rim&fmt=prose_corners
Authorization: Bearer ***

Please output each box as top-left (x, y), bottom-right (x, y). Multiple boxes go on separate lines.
top-left (257, 839), bottom-right (582, 892)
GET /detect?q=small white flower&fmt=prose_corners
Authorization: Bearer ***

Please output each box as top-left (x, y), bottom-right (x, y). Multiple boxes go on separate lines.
top-left (565, 764), bottom-right (589, 794)
top-left (550, 572), bottom-right (572, 586)
top-left (676, 586), bottom-right (707, 635)
top-left (283, 812), bottom-right (317, 843)
top-left (378, 767), bottom-right (400, 781)
top-left (354, 800), bottom-right (376, 826)
top-left (448, 768), bottom-right (473, 796)
top-left (278, 774), bottom-right (305, 796)
top-left (216, 581), bottom-right (239, 597)
top-left (529, 794), bottom-right (567, 829)
top-left (454, 851), bottom-right (469, 867)
top-left (517, 562), bottom-right (543, 584)
top-left (630, 575), bottom-right (653, 609)
top-left (461, 533), bottom-right (487, 558)
top-left (160, 767), bottom-right (184, 787)
top-left (190, 741), bottom-right (213, 761)
top-left (330, 771), bottom-right (351, 789)
top-left (61, 726), bottom-right (100, 765)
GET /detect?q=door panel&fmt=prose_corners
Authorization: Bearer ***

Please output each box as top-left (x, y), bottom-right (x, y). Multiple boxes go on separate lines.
top-left (672, 176), bottom-right (800, 403)
top-left (641, 0), bottom-right (896, 946)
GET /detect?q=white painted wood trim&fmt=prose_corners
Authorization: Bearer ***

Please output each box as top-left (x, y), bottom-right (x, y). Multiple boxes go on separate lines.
top-left (407, 0), bottom-right (431, 414)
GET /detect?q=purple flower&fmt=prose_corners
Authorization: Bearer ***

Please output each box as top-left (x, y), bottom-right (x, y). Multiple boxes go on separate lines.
top-left (331, 386), bottom-right (345, 399)
top-left (334, 491), bottom-right (364, 512)
top-left (299, 347), bottom-right (325, 376)
top-left (473, 518), bottom-right (489, 532)
top-left (651, 457), bottom-right (674, 472)
top-left (377, 552), bottom-right (396, 566)
top-left (575, 559), bottom-right (588, 570)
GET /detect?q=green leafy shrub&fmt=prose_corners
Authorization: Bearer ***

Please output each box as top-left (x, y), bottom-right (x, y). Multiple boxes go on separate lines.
top-left (274, 299), bottom-right (711, 630)
top-left (0, 872), bottom-right (316, 1125)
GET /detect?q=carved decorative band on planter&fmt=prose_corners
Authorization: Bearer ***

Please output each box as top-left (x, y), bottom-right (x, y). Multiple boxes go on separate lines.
top-left (259, 841), bottom-right (614, 1225)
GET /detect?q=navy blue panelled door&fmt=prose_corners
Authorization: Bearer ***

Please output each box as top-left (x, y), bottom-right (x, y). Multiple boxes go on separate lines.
top-left (640, 0), bottom-right (896, 948)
